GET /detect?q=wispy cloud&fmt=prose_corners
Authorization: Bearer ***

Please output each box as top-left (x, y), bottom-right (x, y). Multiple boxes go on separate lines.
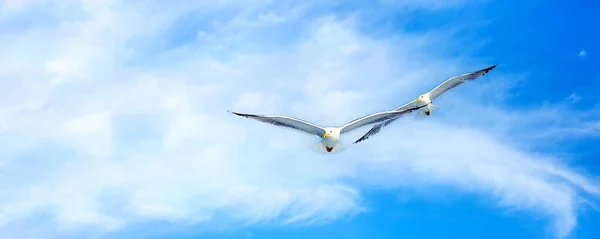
top-left (567, 92), bottom-right (582, 103)
top-left (579, 49), bottom-right (587, 57)
top-left (0, 1), bottom-right (598, 239)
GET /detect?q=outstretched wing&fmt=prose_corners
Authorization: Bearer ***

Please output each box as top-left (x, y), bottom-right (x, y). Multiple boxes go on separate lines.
top-left (353, 116), bottom-right (400, 144)
top-left (229, 110), bottom-right (326, 138)
top-left (340, 105), bottom-right (426, 134)
top-left (353, 105), bottom-right (425, 144)
top-left (354, 93), bottom-right (420, 143)
top-left (392, 100), bottom-right (419, 111)
top-left (428, 65), bottom-right (497, 101)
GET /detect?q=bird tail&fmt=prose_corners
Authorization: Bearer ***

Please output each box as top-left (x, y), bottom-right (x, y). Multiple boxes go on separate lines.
top-left (308, 142), bottom-right (329, 154)
top-left (413, 103), bottom-right (439, 119)
top-left (331, 143), bottom-right (345, 153)
top-left (430, 104), bottom-right (440, 113)
top-left (308, 142), bottom-right (345, 154)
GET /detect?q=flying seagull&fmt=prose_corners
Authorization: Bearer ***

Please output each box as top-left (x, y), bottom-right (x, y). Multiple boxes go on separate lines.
top-left (229, 105), bottom-right (426, 153)
top-left (354, 65), bottom-right (497, 144)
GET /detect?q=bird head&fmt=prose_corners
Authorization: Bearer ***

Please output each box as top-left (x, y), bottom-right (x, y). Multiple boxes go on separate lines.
top-left (323, 128), bottom-right (340, 139)
top-left (416, 94), bottom-right (431, 103)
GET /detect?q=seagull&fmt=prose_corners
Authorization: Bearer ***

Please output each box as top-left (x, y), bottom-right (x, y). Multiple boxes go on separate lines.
top-left (229, 105), bottom-right (426, 153)
top-left (354, 65), bottom-right (497, 144)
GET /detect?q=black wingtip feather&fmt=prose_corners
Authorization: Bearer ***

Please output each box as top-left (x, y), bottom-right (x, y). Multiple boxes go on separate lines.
top-left (484, 64), bottom-right (497, 73)
top-left (353, 137), bottom-right (367, 144)
top-left (228, 110), bottom-right (255, 118)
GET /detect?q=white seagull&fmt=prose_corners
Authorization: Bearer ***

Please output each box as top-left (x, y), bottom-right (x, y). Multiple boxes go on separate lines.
top-left (229, 105), bottom-right (426, 153)
top-left (354, 65), bottom-right (497, 144)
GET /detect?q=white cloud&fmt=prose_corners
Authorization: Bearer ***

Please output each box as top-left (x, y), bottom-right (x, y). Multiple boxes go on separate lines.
top-left (566, 92), bottom-right (582, 103)
top-left (0, 1), bottom-right (598, 239)
top-left (579, 49), bottom-right (587, 57)
top-left (350, 120), bottom-right (597, 237)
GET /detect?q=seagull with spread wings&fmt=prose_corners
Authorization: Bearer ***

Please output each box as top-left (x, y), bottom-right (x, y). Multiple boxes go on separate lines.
top-left (354, 65), bottom-right (497, 144)
top-left (229, 105), bottom-right (425, 153)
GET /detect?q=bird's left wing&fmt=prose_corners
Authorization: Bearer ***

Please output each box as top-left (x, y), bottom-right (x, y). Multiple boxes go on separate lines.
top-left (350, 96), bottom-right (420, 143)
top-left (428, 65), bottom-right (497, 101)
top-left (352, 115), bottom-right (401, 144)
top-left (352, 105), bottom-right (427, 143)
top-left (229, 110), bottom-right (327, 138)
top-left (392, 100), bottom-right (419, 111)
top-left (340, 105), bottom-right (426, 134)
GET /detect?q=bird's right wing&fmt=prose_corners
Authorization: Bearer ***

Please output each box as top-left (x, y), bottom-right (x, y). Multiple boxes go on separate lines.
top-left (392, 100), bottom-right (418, 111)
top-left (340, 105), bottom-right (426, 134)
top-left (352, 95), bottom-right (419, 143)
top-left (228, 110), bottom-right (327, 138)
top-left (428, 65), bottom-right (497, 101)
top-left (353, 105), bottom-right (425, 144)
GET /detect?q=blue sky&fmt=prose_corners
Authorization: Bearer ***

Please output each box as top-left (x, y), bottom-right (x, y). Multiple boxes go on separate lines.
top-left (0, 0), bottom-right (599, 239)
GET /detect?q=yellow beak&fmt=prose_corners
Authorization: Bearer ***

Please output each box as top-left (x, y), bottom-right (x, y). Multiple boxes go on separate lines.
top-left (416, 97), bottom-right (421, 102)
top-left (323, 132), bottom-right (329, 138)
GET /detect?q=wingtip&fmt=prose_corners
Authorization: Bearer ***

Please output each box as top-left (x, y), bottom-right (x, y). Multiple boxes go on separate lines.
top-left (353, 137), bottom-right (367, 144)
top-left (481, 64), bottom-right (497, 74)
top-left (228, 110), bottom-right (255, 118)
top-left (227, 110), bottom-right (241, 116)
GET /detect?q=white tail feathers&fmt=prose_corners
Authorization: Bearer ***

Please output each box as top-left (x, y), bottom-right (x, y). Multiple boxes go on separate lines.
top-left (308, 142), bottom-right (345, 154)
top-left (414, 104), bottom-right (439, 119)
top-left (414, 111), bottom-right (427, 119)
top-left (430, 104), bottom-right (440, 112)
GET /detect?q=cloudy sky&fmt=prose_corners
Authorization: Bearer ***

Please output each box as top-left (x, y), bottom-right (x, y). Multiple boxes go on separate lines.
top-left (0, 0), bottom-right (599, 238)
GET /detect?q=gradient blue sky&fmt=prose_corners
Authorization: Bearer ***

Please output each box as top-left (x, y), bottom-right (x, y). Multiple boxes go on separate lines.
top-left (0, 0), bottom-right (599, 239)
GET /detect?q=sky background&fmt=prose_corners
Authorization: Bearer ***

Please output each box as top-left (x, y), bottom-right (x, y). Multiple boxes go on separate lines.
top-left (0, 0), bottom-right (599, 239)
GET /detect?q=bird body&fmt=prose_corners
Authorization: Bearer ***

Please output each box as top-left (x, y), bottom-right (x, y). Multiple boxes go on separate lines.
top-left (322, 127), bottom-right (341, 151)
top-left (416, 93), bottom-right (434, 115)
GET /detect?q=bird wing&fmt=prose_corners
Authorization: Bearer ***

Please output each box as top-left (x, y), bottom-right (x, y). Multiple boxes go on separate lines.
top-left (392, 100), bottom-right (419, 111)
top-left (428, 65), bottom-right (497, 101)
top-left (353, 116), bottom-right (400, 144)
top-left (340, 105), bottom-right (426, 134)
top-left (352, 105), bottom-right (425, 143)
top-left (350, 95), bottom-right (419, 143)
top-left (229, 110), bottom-right (326, 138)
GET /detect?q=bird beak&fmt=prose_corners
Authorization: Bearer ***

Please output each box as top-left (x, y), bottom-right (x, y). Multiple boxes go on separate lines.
top-left (416, 97), bottom-right (421, 102)
top-left (323, 133), bottom-right (329, 138)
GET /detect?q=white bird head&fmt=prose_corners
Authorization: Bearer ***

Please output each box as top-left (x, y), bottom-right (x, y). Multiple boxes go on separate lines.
top-left (322, 127), bottom-right (341, 140)
top-left (416, 94), bottom-right (430, 103)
